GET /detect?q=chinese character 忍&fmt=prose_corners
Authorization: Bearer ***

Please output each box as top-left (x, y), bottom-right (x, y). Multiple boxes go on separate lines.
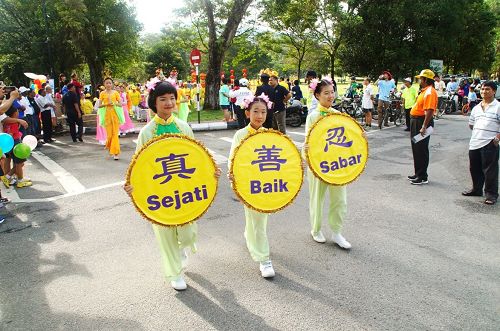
top-left (153, 153), bottom-right (196, 184)
top-left (251, 145), bottom-right (287, 171)
top-left (324, 127), bottom-right (353, 152)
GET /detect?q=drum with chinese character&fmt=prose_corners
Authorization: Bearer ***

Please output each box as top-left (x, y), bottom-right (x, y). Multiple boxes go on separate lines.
top-left (126, 134), bottom-right (218, 226)
top-left (306, 113), bottom-right (368, 185)
top-left (230, 130), bottom-right (304, 213)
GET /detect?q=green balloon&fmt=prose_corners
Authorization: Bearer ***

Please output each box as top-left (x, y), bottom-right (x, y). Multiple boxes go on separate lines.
top-left (13, 143), bottom-right (31, 159)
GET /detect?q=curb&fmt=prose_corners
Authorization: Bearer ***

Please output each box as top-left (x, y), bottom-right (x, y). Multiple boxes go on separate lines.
top-left (81, 121), bottom-right (238, 135)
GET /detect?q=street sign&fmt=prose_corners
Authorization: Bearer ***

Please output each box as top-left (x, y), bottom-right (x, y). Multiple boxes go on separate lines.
top-left (190, 49), bottom-right (201, 66)
top-left (429, 59), bottom-right (443, 75)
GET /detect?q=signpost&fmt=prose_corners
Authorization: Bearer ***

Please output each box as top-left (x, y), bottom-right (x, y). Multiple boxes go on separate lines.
top-left (190, 49), bottom-right (202, 124)
top-left (429, 59), bottom-right (444, 75)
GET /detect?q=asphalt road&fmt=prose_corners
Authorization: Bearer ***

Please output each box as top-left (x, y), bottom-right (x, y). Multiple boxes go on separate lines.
top-left (0, 115), bottom-right (498, 330)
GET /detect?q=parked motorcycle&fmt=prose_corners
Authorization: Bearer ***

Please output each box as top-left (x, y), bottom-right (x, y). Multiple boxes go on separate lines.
top-left (286, 99), bottom-right (308, 127)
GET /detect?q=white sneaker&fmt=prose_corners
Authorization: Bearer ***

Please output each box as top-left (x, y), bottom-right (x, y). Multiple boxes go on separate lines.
top-left (170, 276), bottom-right (187, 291)
top-left (332, 233), bottom-right (352, 249)
top-left (259, 260), bottom-right (275, 278)
top-left (311, 231), bottom-right (326, 243)
top-left (180, 248), bottom-right (188, 269)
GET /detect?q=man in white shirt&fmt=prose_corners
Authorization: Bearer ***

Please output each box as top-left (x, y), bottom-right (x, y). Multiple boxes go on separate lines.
top-left (361, 77), bottom-right (374, 128)
top-left (462, 81), bottom-right (499, 205)
top-left (434, 75), bottom-right (446, 110)
top-left (229, 78), bottom-right (254, 128)
top-left (36, 88), bottom-right (55, 143)
top-left (19, 87), bottom-right (35, 136)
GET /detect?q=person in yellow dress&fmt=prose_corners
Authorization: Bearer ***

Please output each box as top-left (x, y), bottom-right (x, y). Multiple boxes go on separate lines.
top-left (129, 86), bottom-right (141, 119)
top-left (98, 77), bottom-right (123, 160)
top-left (80, 93), bottom-right (94, 115)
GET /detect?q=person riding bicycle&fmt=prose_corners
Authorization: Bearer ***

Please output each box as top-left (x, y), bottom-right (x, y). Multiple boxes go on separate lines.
top-left (345, 76), bottom-right (360, 98)
top-left (376, 71), bottom-right (396, 129)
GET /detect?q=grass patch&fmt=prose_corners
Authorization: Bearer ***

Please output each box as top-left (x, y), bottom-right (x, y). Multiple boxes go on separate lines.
top-left (187, 108), bottom-right (224, 123)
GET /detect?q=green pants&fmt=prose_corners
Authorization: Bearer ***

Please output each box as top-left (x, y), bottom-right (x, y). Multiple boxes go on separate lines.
top-left (244, 207), bottom-right (269, 262)
top-left (152, 223), bottom-right (197, 281)
top-left (307, 169), bottom-right (347, 234)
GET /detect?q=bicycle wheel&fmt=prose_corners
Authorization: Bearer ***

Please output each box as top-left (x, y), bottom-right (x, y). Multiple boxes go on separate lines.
top-left (394, 109), bottom-right (404, 126)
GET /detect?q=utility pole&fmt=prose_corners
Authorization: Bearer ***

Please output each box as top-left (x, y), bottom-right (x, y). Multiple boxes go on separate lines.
top-left (42, 0), bottom-right (54, 78)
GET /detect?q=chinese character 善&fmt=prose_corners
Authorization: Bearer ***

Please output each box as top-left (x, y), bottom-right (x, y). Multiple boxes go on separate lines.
top-left (324, 127), bottom-right (353, 152)
top-left (153, 153), bottom-right (196, 184)
top-left (251, 145), bottom-right (287, 171)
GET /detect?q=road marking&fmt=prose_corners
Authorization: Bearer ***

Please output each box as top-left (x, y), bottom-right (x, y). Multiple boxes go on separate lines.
top-left (5, 181), bottom-right (125, 203)
top-left (43, 143), bottom-right (65, 151)
top-left (294, 141), bottom-right (304, 149)
top-left (31, 151), bottom-right (86, 194)
top-left (288, 131), bottom-right (306, 136)
top-left (207, 148), bottom-right (228, 165)
top-left (219, 137), bottom-right (233, 144)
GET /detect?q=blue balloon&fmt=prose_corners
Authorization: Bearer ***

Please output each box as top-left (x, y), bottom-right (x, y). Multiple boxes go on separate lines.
top-left (0, 133), bottom-right (14, 153)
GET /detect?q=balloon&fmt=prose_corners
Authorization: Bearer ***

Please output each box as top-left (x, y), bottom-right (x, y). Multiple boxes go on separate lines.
top-left (0, 147), bottom-right (3, 155)
top-left (13, 143), bottom-right (31, 159)
top-left (0, 133), bottom-right (14, 153)
top-left (22, 135), bottom-right (38, 151)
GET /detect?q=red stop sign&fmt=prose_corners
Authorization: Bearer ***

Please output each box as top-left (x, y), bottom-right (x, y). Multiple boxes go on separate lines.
top-left (190, 49), bottom-right (201, 66)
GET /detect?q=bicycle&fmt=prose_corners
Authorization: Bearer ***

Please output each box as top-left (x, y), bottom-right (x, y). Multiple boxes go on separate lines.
top-left (382, 97), bottom-right (404, 126)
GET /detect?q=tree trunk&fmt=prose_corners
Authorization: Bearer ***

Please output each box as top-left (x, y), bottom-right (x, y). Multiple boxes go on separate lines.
top-left (330, 53), bottom-right (335, 79)
top-left (204, 47), bottom-right (224, 109)
top-left (87, 59), bottom-right (104, 96)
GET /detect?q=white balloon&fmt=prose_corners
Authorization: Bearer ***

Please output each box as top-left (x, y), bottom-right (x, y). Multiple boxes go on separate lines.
top-left (22, 135), bottom-right (38, 151)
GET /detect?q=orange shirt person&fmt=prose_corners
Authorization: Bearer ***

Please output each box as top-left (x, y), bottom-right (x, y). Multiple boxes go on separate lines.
top-left (408, 69), bottom-right (438, 185)
top-left (99, 77), bottom-right (121, 160)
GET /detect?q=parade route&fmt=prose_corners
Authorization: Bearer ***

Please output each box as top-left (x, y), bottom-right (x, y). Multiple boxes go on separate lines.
top-left (0, 115), bottom-right (499, 330)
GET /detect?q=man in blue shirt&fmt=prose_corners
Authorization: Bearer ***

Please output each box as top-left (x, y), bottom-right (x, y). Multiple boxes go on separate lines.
top-left (446, 76), bottom-right (459, 93)
top-left (377, 71), bottom-right (396, 129)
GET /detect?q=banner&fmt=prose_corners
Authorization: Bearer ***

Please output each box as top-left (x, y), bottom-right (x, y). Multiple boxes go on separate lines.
top-left (126, 134), bottom-right (218, 226)
top-left (306, 113), bottom-right (368, 185)
top-left (230, 130), bottom-right (303, 213)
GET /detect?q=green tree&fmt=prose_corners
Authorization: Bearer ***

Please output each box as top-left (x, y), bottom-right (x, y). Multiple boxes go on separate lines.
top-left (55, 0), bottom-right (141, 89)
top-left (262, 0), bottom-right (317, 79)
top-left (145, 40), bottom-right (186, 80)
top-left (181, 0), bottom-right (254, 109)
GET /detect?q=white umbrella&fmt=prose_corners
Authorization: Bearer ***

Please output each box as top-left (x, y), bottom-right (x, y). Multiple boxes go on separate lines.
top-left (24, 72), bottom-right (47, 80)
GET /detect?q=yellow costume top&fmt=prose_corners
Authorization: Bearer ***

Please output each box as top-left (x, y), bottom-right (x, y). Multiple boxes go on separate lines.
top-left (81, 99), bottom-right (94, 114)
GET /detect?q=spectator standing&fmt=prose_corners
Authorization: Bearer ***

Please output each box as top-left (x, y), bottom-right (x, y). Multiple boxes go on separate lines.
top-left (255, 73), bottom-right (276, 128)
top-left (18, 87), bottom-right (35, 136)
top-left (219, 78), bottom-right (231, 122)
top-left (408, 69), bottom-right (438, 185)
top-left (229, 78), bottom-right (253, 129)
top-left (401, 78), bottom-right (418, 132)
top-left (361, 78), bottom-right (374, 129)
top-left (446, 76), bottom-right (459, 93)
top-left (27, 89), bottom-right (42, 138)
top-left (269, 75), bottom-right (291, 134)
top-left (62, 83), bottom-right (83, 142)
top-left (291, 80), bottom-right (303, 101)
top-left (45, 86), bottom-right (57, 138)
top-left (434, 75), bottom-right (446, 110)
top-left (58, 73), bottom-right (68, 91)
top-left (229, 79), bottom-right (240, 124)
top-left (70, 73), bottom-right (83, 101)
top-left (36, 88), bottom-right (54, 143)
top-left (376, 71), bottom-right (396, 129)
top-left (462, 81), bottom-right (499, 205)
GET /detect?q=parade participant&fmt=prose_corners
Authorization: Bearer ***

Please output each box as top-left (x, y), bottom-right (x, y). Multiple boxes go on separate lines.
top-left (462, 81), bottom-right (499, 205)
top-left (361, 78), bottom-right (374, 129)
top-left (119, 85), bottom-right (135, 136)
top-left (176, 81), bottom-right (190, 122)
top-left (129, 86), bottom-right (141, 119)
top-left (304, 79), bottom-right (351, 249)
top-left (124, 81), bottom-right (221, 290)
top-left (228, 95), bottom-right (277, 278)
top-left (376, 71), bottom-right (396, 129)
top-left (229, 78), bottom-right (253, 129)
top-left (269, 75), bottom-right (291, 134)
top-left (401, 78), bottom-right (418, 132)
top-left (94, 97), bottom-right (107, 145)
top-left (98, 78), bottom-right (122, 160)
top-left (408, 69), bottom-right (438, 185)
top-left (81, 93), bottom-right (93, 115)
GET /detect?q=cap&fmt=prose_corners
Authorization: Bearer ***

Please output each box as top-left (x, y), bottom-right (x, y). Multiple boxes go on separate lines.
top-left (85, 93), bottom-right (91, 97)
top-left (239, 78), bottom-right (249, 86)
top-left (415, 69), bottom-right (435, 80)
top-left (404, 77), bottom-right (412, 83)
top-left (19, 86), bottom-right (30, 93)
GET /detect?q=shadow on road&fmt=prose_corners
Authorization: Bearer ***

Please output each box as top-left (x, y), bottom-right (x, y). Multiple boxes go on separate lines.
top-left (0, 200), bottom-right (144, 330)
top-left (180, 272), bottom-right (278, 331)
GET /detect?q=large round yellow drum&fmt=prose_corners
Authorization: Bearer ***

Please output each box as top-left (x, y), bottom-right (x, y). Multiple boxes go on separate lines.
top-left (230, 130), bottom-right (303, 213)
top-left (306, 113), bottom-right (368, 185)
top-left (126, 134), bottom-right (218, 226)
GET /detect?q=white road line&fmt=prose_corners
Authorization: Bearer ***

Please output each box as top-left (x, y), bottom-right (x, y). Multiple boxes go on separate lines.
top-left (207, 148), bottom-right (228, 165)
top-left (6, 181), bottom-right (125, 203)
top-left (294, 141), bottom-right (304, 149)
top-left (3, 185), bottom-right (21, 202)
top-left (53, 139), bottom-right (76, 147)
top-left (43, 143), bottom-right (65, 151)
top-left (219, 137), bottom-right (233, 144)
top-left (365, 124), bottom-right (400, 135)
top-left (288, 131), bottom-right (306, 136)
top-left (31, 151), bottom-right (86, 194)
